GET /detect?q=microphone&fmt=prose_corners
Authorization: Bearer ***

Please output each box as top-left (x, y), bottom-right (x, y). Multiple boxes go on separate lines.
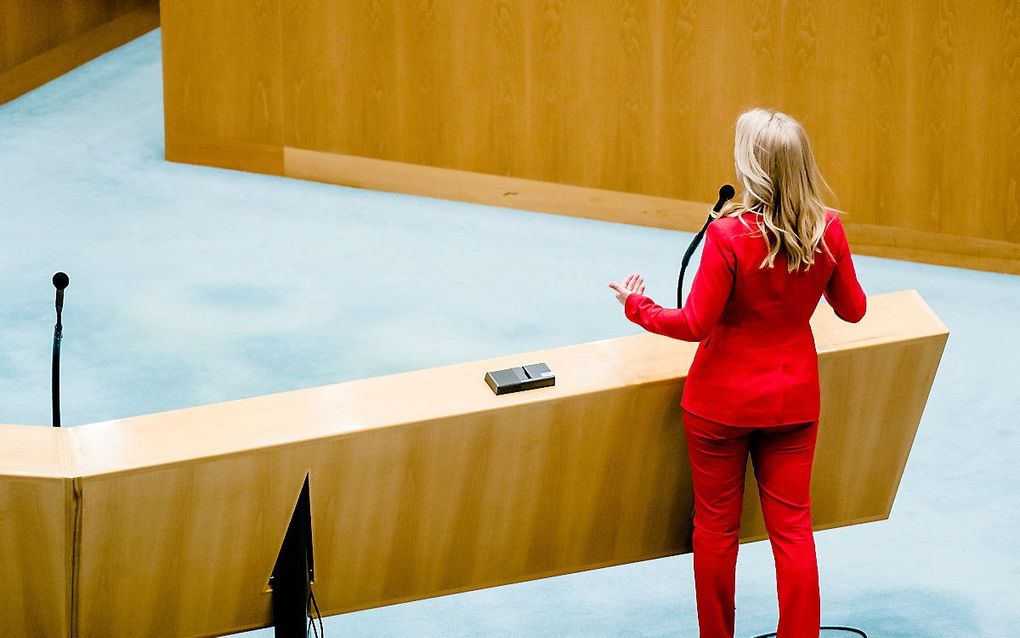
top-left (51, 272), bottom-right (69, 427)
top-left (53, 271), bottom-right (69, 314)
top-left (677, 185), bottom-right (736, 307)
top-left (713, 184), bottom-right (736, 213)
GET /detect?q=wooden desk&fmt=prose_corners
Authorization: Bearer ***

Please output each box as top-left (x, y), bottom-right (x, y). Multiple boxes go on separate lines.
top-left (0, 289), bottom-right (948, 636)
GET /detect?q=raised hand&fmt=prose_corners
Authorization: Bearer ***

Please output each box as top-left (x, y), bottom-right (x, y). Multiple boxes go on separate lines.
top-left (608, 273), bottom-right (646, 305)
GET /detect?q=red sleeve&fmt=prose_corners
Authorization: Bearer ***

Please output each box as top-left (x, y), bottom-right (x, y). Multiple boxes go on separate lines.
top-left (822, 216), bottom-right (867, 323)
top-left (623, 221), bottom-right (735, 341)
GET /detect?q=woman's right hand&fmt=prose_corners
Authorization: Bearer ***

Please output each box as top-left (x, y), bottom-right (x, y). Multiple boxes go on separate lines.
top-left (608, 273), bottom-right (646, 305)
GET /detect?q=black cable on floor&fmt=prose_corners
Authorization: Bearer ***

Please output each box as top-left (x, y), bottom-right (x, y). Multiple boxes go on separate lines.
top-left (306, 585), bottom-right (324, 638)
top-left (751, 626), bottom-right (867, 638)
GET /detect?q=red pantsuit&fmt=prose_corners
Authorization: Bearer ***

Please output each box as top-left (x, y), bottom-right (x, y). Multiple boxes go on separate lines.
top-left (683, 408), bottom-right (820, 638)
top-left (623, 209), bottom-right (866, 637)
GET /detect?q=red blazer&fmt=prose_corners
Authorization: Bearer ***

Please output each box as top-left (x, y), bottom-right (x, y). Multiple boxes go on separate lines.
top-left (624, 208), bottom-right (867, 427)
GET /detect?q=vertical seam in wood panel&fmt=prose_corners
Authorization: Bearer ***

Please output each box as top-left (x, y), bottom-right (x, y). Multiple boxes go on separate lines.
top-left (68, 476), bottom-right (83, 638)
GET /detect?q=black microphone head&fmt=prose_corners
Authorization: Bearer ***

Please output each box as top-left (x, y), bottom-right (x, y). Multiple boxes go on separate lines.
top-left (52, 272), bottom-right (69, 290)
top-left (712, 184), bottom-right (737, 213)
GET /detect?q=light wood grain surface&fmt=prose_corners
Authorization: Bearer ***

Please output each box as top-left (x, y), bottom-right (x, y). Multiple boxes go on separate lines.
top-left (161, 0), bottom-right (1020, 273)
top-left (0, 422), bottom-right (73, 636)
top-left (0, 474), bottom-right (71, 637)
top-left (0, 290), bottom-right (948, 636)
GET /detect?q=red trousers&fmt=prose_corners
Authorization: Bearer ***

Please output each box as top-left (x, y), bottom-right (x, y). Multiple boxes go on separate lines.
top-left (682, 408), bottom-right (820, 638)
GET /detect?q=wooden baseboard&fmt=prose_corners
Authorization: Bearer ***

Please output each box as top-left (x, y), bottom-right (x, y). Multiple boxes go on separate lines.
top-left (845, 223), bottom-right (1020, 275)
top-left (166, 131), bottom-right (284, 177)
top-left (283, 148), bottom-right (713, 231)
top-left (0, 1), bottom-right (161, 106)
top-left (159, 143), bottom-right (1020, 275)
top-left (283, 148), bottom-right (1020, 275)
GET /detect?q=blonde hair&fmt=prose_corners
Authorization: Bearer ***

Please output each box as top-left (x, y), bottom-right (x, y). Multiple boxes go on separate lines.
top-left (718, 108), bottom-right (835, 272)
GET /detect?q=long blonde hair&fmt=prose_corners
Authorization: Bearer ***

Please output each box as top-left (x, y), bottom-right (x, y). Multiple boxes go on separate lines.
top-left (718, 108), bottom-right (835, 272)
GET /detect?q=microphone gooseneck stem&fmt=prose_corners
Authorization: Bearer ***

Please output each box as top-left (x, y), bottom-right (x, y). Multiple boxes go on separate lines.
top-left (50, 271), bottom-right (69, 428)
top-left (677, 216), bottom-right (714, 307)
top-left (677, 185), bottom-right (735, 307)
top-left (52, 309), bottom-right (62, 428)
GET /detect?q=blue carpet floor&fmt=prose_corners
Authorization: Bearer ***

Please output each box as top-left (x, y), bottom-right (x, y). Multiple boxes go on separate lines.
top-left (1, 30), bottom-right (1018, 637)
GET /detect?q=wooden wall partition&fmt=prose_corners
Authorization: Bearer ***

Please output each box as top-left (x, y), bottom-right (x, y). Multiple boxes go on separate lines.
top-left (0, 0), bottom-right (160, 105)
top-left (160, 0), bottom-right (1020, 274)
top-left (0, 290), bottom-right (948, 636)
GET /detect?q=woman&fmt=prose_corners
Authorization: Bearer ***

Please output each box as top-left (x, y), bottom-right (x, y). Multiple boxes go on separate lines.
top-left (608, 108), bottom-right (866, 638)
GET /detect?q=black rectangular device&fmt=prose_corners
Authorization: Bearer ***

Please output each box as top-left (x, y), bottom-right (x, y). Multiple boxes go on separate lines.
top-left (484, 362), bottom-right (555, 395)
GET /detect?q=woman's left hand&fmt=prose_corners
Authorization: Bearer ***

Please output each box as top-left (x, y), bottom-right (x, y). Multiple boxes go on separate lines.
top-left (608, 273), bottom-right (646, 305)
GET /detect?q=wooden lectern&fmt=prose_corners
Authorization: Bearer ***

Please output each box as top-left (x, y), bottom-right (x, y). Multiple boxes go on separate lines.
top-left (0, 289), bottom-right (947, 636)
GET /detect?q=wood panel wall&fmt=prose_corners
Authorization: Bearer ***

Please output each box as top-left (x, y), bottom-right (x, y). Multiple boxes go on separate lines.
top-left (160, 0), bottom-right (1020, 273)
top-left (0, 0), bottom-right (159, 105)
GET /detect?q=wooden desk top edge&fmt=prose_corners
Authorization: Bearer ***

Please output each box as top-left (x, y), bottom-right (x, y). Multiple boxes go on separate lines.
top-left (0, 289), bottom-right (948, 479)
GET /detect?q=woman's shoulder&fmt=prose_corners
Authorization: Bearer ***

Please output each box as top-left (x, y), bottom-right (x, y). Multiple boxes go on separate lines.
top-left (712, 210), bottom-right (761, 240)
top-left (819, 208), bottom-right (849, 262)
top-left (822, 207), bottom-right (848, 236)
top-left (823, 207), bottom-right (845, 224)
